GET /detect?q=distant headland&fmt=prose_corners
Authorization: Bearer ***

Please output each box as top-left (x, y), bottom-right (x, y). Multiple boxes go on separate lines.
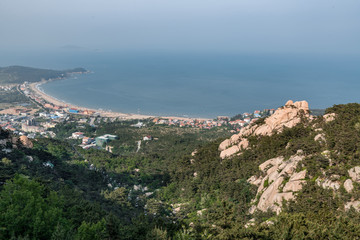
top-left (0, 65), bottom-right (87, 84)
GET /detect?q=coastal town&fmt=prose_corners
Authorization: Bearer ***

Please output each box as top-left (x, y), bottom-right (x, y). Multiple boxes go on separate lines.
top-left (0, 82), bottom-right (275, 146)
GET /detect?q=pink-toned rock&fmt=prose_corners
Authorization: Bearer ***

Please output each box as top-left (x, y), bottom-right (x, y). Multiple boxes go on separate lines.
top-left (220, 145), bottom-right (240, 159)
top-left (252, 177), bottom-right (263, 187)
top-left (345, 201), bottom-right (360, 211)
top-left (19, 136), bottom-right (33, 148)
top-left (248, 176), bottom-right (257, 184)
top-left (348, 166), bottom-right (360, 182)
top-left (283, 180), bottom-right (306, 192)
top-left (259, 156), bottom-right (284, 172)
top-left (314, 133), bottom-right (326, 143)
top-left (238, 138), bottom-right (249, 150)
top-left (344, 179), bottom-right (354, 193)
top-left (267, 165), bottom-right (279, 176)
top-left (257, 177), bottom-right (267, 194)
top-left (294, 100), bottom-right (309, 110)
top-left (273, 192), bottom-right (294, 214)
top-left (219, 100), bottom-right (310, 158)
top-left (289, 170), bottom-right (307, 181)
top-left (285, 100), bottom-right (294, 106)
top-left (230, 134), bottom-right (241, 144)
top-left (249, 154), bottom-right (307, 214)
top-left (268, 170), bottom-right (281, 184)
top-left (278, 155), bottom-right (303, 176)
top-left (257, 177), bottom-right (284, 212)
top-left (253, 124), bottom-right (273, 136)
top-left (323, 113), bottom-right (336, 122)
top-left (219, 139), bottom-right (231, 151)
top-left (316, 178), bottom-right (340, 190)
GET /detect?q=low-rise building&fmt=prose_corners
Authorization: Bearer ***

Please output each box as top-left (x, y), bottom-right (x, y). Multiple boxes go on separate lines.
top-left (95, 134), bottom-right (118, 147)
top-left (72, 132), bottom-right (84, 139)
top-left (82, 137), bottom-right (94, 145)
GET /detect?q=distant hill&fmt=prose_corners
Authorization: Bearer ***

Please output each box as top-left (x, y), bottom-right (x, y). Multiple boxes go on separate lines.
top-left (0, 65), bottom-right (87, 84)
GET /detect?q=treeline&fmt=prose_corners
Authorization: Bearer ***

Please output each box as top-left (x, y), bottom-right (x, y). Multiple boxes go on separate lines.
top-left (0, 88), bottom-right (31, 104)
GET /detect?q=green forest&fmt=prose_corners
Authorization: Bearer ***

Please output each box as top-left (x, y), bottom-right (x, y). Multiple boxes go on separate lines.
top-left (0, 66), bottom-right (87, 84)
top-left (2, 104), bottom-right (360, 239)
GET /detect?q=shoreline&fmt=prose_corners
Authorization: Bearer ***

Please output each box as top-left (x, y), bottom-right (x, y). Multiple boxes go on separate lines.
top-left (28, 80), bottom-right (211, 121)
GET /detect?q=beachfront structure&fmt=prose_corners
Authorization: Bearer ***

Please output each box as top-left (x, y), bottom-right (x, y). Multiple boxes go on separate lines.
top-left (95, 134), bottom-right (118, 147)
top-left (68, 108), bottom-right (79, 114)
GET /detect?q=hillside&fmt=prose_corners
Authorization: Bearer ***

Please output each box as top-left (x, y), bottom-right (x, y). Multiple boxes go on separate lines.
top-left (2, 101), bottom-right (360, 239)
top-left (0, 66), bottom-right (87, 84)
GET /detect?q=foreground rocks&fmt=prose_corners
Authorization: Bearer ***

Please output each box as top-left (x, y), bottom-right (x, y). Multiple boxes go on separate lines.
top-left (248, 153), bottom-right (306, 214)
top-left (219, 100), bottom-right (310, 159)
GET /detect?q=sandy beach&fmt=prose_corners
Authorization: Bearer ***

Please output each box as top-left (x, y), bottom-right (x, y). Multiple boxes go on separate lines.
top-left (28, 81), bottom-right (210, 121)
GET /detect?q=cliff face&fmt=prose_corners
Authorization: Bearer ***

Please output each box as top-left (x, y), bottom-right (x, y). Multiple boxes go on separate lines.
top-left (219, 100), bottom-right (310, 159)
top-left (248, 153), bottom-right (306, 214)
top-left (217, 100), bottom-right (360, 216)
top-left (240, 103), bottom-right (360, 216)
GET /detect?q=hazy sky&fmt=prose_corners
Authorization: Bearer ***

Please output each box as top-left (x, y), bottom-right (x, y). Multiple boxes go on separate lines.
top-left (1, 0), bottom-right (359, 54)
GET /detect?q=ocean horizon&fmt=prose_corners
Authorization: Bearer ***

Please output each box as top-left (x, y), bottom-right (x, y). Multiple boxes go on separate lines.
top-left (2, 50), bottom-right (360, 118)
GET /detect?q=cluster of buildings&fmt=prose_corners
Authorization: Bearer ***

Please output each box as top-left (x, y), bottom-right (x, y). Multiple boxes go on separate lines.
top-left (0, 113), bottom-right (56, 138)
top-left (152, 117), bottom-right (228, 129)
top-left (152, 109), bottom-right (275, 131)
top-left (71, 131), bottom-right (118, 151)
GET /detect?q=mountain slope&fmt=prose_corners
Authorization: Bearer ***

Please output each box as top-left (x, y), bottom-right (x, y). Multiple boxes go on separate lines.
top-left (2, 101), bottom-right (360, 239)
top-left (0, 66), bottom-right (87, 84)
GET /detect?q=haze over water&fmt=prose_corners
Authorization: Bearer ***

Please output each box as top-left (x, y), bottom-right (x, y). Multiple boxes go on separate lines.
top-left (2, 50), bottom-right (359, 118)
top-left (1, 0), bottom-right (360, 118)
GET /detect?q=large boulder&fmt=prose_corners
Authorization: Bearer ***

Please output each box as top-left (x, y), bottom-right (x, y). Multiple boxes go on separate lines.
top-left (283, 180), bottom-right (305, 192)
top-left (19, 136), bottom-right (33, 148)
top-left (248, 154), bottom-right (306, 214)
top-left (218, 139), bottom-right (231, 151)
top-left (348, 166), bottom-right (360, 182)
top-left (220, 100), bottom-right (310, 158)
top-left (344, 179), bottom-right (354, 193)
top-left (316, 177), bottom-right (340, 190)
top-left (219, 145), bottom-right (240, 159)
top-left (323, 113), bottom-right (336, 122)
top-left (345, 201), bottom-right (360, 211)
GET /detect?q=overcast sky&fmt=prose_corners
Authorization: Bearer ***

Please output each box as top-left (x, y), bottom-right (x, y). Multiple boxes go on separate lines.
top-left (1, 0), bottom-right (359, 54)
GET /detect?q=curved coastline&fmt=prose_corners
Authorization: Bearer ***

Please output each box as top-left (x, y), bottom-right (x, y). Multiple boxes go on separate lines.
top-left (29, 80), bottom-right (210, 121)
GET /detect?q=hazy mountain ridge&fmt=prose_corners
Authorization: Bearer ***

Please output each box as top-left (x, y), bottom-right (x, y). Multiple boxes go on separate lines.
top-left (0, 65), bottom-right (87, 84)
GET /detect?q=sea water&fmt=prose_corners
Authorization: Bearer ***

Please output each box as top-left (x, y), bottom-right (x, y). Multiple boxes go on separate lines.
top-left (1, 50), bottom-right (360, 118)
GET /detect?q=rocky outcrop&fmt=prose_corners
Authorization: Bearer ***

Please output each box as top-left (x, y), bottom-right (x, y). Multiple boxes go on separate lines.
top-left (19, 136), bottom-right (33, 148)
top-left (345, 201), bottom-right (360, 211)
top-left (323, 113), bottom-right (336, 122)
top-left (314, 133), bottom-right (326, 143)
top-left (0, 127), bottom-right (33, 150)
top-left (348, 166), bottom-right (360, 182)
top-left (248, 154), bottom-right (306, 214)
top-left (344, 179), bottom-right (354, 193)
top-left (316, 177), bottom-right (341, 191)
top-left (219, 100), bottom-right (310, 158)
